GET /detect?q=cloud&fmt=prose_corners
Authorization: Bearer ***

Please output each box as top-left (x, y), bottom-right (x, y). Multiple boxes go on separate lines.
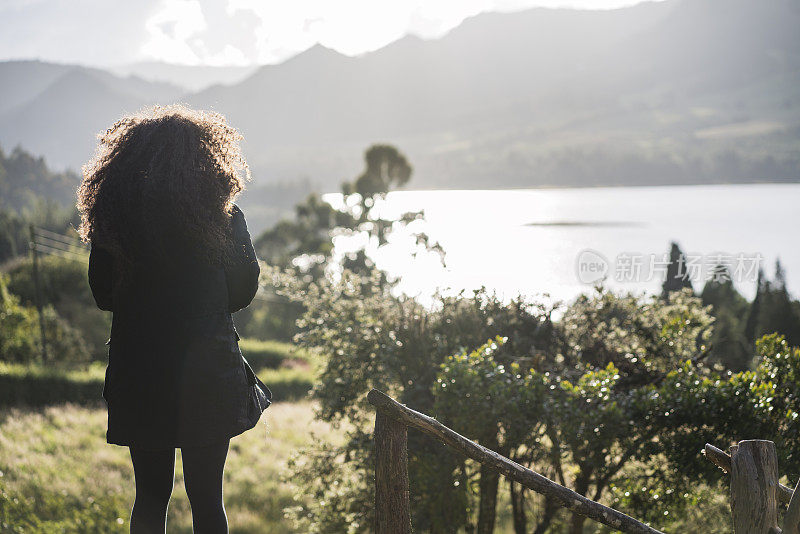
top-left (227, 0), bottom-right (495, 63)
top-left (0, 0), bottom-right (659, 67)
top-left (0, 0), bottom-right (159, 66)
top-left (138, 0), bottom-right (259, 65)
top-left (140, 0), bottom-right (207, 64)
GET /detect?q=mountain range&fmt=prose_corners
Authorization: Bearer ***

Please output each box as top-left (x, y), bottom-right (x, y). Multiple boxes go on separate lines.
top-left (0, 0), bottom-right (798, 191)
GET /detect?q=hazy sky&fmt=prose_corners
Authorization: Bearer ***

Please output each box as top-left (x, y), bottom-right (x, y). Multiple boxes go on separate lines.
top-left (1, 0), bottom-right (658, 67)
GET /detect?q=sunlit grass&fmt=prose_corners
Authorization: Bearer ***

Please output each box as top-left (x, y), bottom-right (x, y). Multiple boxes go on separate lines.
top-left (0, 401), bottom-right (341, 533)
top-left (0, 397), bottom-right (732, 533)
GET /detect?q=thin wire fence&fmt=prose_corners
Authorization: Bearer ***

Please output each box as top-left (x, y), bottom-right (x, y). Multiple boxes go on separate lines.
top-left (30, 226), bottom-right (88, 263)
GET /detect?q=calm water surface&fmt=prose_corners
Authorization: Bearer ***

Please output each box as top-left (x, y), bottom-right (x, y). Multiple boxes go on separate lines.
top-left (325, 184), bottom-right (800, 304)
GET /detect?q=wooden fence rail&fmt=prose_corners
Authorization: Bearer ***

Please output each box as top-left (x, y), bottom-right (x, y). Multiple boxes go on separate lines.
top-left (368, 388), bottom-right (800, 533)
top-left (367, 389), bottom-right (664, 534)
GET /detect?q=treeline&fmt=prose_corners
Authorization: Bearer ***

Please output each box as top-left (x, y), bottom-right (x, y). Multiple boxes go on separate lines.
top-left (0, 144), bottom-right (94, 264)
top-left (660, 242), bottom-right (800, 372)
top-left (439, 145), bottom-right (800, 189)
top-left (0, 145), bottom-right (79, 211)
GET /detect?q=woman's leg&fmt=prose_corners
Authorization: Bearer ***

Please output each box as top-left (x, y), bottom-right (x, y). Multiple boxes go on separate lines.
top-left (181, 440), bottom-right (230, 534)
top-left (129, 447), bottom-right (176, 534)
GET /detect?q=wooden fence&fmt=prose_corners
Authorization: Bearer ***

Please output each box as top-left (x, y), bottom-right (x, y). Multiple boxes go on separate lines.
top-left (368, 388), bottom-right (800, 534)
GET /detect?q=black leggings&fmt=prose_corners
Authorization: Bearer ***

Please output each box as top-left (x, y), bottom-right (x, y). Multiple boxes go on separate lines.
top-left (129, 440), bottom-right (230, 534)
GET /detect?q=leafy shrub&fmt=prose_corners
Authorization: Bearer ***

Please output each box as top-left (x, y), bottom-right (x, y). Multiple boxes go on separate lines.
top-left (0, 362), bottom-right (311, 407)
top-left (257, 367), bottom-right (314, 402)
top-left (5, 255), bottom-right (109, 360)
top-left (239, 338), bottom-right (313, 369)
top-left (0, 273), bottom-right (88, 365)
top-left (0, 363), bottom-right (104, 407)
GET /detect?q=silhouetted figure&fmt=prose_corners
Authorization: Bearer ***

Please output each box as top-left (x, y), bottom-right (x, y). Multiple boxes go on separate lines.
top-left (79, 105), bottom-right (270, 533)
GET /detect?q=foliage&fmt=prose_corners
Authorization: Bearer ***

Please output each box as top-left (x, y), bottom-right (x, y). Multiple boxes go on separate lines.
top-left (701, 264), bottom-right (752, 371)
top-left (0, 210), bottom-right (29, 264)
top-left (661, 242), bottom-right (694, 298)
top-left (0, 274), bottom-right (40, 363)
top-left (434, 288), bottom-right (716, 532)
top-left (0, 145), bottom-right (79, 214)
top-left (559, 288), bottom-right (713, 379)
top-left (0, 273), bottom-right (88, 365)
top-left (6, 254), bottom-right (110, 360)
top-left (750, 334), bottom-right (800, 477)
top-left (285, 434), bottom-right (374, 534)
top-left (746, 262), bottom-right (800, 347)
top-left (234, 294), bottom-right (304, 342)
top-left (254, 144), bottom-right (429, 281)
top-left (239, 338), bottom-right (315, 370)
top-left (241, 144), bottom-right (441, 342)
top-left (281, 268), bottom-right (554, 533)
top-left (257, 367), bottom-right (315, 403)
top-left (0, 361), bottom-right (313, 407)
top-left (286, 273), bottom-right (800, 533)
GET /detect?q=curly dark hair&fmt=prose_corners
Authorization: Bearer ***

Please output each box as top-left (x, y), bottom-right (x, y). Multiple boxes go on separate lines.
top-left (77, 104), bottom-right (250, 267)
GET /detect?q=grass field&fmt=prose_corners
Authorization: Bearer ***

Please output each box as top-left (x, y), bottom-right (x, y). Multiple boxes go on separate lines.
top-left (0, 336), bottom-right (733, 534)
top-left (0, 401), bottom-right (340, 533)
top-left (0, 400), bottom-right (735, 533)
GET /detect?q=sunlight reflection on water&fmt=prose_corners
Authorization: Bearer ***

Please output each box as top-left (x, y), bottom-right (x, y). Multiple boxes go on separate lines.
top-left (324, 183), bottom-right (800, 305)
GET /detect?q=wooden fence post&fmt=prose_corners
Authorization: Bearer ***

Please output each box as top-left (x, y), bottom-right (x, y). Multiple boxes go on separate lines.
top-left (374, 410), bottom-right (411, 534)
top-left (730, 440), bottom-right (779, 534)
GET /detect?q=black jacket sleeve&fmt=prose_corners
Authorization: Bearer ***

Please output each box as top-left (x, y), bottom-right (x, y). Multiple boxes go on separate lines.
top-left (88, 244), bottom-right (114, 311)
top-left (226, 205), bottom-right (260, 313)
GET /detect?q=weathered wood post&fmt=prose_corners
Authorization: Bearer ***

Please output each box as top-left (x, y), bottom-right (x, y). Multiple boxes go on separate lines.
top-left (730, 440), bottom-right (779, 534)
top-left (368, 389), bottom-right (664, 534)
top-left (374, 407), bottom-right (411, 534)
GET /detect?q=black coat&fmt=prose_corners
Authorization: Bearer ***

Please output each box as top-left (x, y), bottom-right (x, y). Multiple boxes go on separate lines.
top-left (88, 205), bottom-right (269, 449)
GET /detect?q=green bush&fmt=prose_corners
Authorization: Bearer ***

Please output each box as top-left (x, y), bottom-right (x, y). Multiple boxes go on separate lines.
top-left (0, 272), bottom-right (89, 365)
top-left (0, 363), bottom-right (104, 407)
top-left (0, 362), bottom-right (311, 407)
top-left (5, 255), bottom-right (110, 360)
top-left (256, 367), bottom-right (314, 402)
top-left (239, 338), bottom-right (313, 369)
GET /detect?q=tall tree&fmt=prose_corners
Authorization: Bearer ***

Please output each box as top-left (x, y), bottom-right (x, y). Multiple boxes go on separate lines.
top-left (243, 144), bottom-right (442, 340)
top-left (750, 260), bottom-right (800, 346)
top-left (662, 242), bottom-right (693, 298)
top-left (745, 268), bottom-right (766, 343)
top-left (701, 264), bottom-right (752, 370)
top-left (254, 144), bottom-right (438, 281)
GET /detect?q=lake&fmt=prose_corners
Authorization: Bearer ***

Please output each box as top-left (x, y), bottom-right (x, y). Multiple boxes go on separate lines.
top-left (324, 183), bottom-right (800, 305)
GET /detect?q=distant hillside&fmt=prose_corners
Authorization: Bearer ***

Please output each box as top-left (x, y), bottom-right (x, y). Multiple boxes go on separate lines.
top-left (0, 0), bottom-right (798, 189)
top-left (0, 144), bottom-right (78, 211)
top-left (0, 62), bottom-right (183, 170)
top-left (109, 61), bottom-right (258, 92)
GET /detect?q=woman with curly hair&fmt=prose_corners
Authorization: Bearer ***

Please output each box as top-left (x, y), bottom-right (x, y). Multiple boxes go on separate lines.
top-left (78, 104), bottom-right (271, 533)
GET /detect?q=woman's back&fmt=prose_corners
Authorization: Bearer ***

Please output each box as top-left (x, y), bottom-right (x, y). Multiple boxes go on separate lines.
top-left (79, 106), bottom-right (268, 450)
top-left (91, 206), bottom-right (257, 320)
top-left (79, 105), bottom-right (270, 533)
top-left (89, 204), bottom-right (262, 449)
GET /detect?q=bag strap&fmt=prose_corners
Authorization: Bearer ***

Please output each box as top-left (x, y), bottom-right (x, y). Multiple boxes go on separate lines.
top-left (241, 355), bottom-right (273, 401)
